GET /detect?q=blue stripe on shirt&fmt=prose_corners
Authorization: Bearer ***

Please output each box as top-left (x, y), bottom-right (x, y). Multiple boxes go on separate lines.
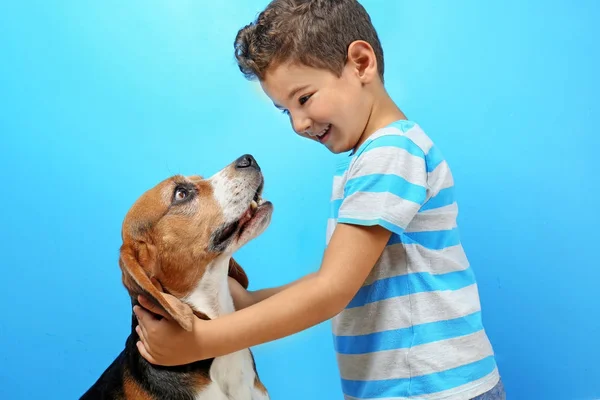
top-left (420, 186), bottom-right (456, 211)
top-left (334, 158), bottom-right (351, 177)
top-left (360, 134), bottom-right (425, 159)
top-left (353, 121), bottom-right (418, 158)
top-left (346, 267), bottom-right (476, 309)
top-left (330, 198), bottom-right (343, 218)
top-left (329, 207), bottom-right (462, 248)
top-left (344, 174), bottom-right (427, 205)
top-left (389, 228), bottom-right (461, 250)
top-left (388, 119), bottom-right (416, 133)
top-left (334, 311), bottom-right (484, 355)
top-left (425, 145), bottom-right (445, 173)
top-left (337, 217), bottom-right (407, 236)
top-left (340, 355), bottom-right (497, 398)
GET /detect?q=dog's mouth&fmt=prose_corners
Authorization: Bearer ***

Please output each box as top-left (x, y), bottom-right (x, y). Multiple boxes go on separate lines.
top-left (212, 180), bottom-right (271, 247)
top-left (237, 181), bottom-right (268, 237)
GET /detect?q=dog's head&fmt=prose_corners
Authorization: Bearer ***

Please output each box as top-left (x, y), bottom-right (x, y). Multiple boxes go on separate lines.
top-left (118, 154), bottom-right (273, 331)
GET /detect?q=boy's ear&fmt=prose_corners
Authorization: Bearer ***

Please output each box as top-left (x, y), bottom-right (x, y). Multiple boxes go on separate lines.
top-left (228, 257), bottom-right (249, 289)
top-left (119, 241), bottom-right (195, 331)
top-left (346, 40), bottom-right (378, 83)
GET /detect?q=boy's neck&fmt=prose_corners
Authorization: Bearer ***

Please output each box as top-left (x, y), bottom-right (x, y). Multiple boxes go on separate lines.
top-left (355, 86), bottom-right (407, 151)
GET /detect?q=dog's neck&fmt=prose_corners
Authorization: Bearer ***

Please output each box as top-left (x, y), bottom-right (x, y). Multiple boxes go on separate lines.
top-left (183, 255), bottom-right (235, 320)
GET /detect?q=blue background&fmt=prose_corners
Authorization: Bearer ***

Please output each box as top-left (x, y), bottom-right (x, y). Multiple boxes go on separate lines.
top-left (1, 1), bottom-right (598, 399)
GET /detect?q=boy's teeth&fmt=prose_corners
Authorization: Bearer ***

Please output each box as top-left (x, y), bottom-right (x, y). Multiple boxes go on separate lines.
top-left (319, 124), bottom-right (331, 136)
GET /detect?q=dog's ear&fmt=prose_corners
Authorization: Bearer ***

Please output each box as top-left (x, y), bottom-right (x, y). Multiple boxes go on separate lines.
top-left (119, 241), bottom-right (194, 331)
top-left (228, 257), bottom-right (249, 289)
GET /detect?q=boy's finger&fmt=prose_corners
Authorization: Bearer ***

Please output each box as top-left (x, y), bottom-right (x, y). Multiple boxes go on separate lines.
top-left (136, 340), bottom-right (158, 365)
top-left (135, 325), bottom-right (149, 349)
top-left (133, 304), bottom-right (151, 322)
top-left (133, 306), bottom-right (157, 341)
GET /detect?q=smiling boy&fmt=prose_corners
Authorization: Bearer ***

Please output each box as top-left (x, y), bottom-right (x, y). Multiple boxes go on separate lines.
top-left (133, 1), bottom-right (505, 399)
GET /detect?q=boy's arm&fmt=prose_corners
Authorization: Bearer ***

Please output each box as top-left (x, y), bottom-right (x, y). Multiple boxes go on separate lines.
top-left (199, 223), bottom-right (391, 359)
top-left (133, 222), bottom-right (391, 366)
top-left (228, 272), bottom-right (317, 310)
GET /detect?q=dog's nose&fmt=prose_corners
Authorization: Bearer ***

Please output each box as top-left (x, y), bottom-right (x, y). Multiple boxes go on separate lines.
top-left (235, 154), bottom-right (260, 171)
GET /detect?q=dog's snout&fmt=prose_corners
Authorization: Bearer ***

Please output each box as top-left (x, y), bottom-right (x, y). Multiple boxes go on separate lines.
top-left (234, 154), bottom-right (260, 171)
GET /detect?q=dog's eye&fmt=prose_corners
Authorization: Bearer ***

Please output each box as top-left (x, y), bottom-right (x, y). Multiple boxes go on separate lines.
top-left (174, 188), bottom-right (188, 201)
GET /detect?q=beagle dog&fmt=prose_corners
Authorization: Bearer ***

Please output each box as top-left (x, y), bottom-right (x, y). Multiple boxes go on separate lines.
top-left (80, 154), bottom-right (273, 400)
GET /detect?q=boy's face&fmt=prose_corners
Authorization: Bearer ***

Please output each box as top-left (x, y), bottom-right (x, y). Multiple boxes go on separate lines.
top-left (260, 58), bottom-right (375, 154)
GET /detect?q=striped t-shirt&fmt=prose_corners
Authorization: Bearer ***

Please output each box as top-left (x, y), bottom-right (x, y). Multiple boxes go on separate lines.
top-left (327, 120), bottom-right (500, 400)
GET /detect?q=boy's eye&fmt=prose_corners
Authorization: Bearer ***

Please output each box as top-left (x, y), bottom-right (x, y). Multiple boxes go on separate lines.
top-left (299, 94), bottom-right (312, 105)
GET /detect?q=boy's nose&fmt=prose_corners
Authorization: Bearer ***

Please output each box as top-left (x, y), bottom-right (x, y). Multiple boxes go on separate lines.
top-left (291, 115), bottom-right (311, 135)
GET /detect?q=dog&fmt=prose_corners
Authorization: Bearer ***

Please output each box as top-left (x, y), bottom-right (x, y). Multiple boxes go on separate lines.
top-left (80, 154), bottom-right (273, 400)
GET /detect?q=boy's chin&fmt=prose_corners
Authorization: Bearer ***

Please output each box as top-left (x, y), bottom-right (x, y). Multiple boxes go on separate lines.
top-left (325, 138), bottom-right (356, 154)
top-left (302, 133), bottom-right (354, 154)
top-left (328, 146), bottom-right (347, 154)
top-left (325, 143), bottom-right (353, 154)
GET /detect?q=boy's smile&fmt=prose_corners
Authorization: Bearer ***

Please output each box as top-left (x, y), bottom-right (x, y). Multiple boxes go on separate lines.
top-left (307, 123), bottom-right (331, 143)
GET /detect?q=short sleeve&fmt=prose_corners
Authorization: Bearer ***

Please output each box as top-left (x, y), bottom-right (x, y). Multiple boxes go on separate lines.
top-left (337, 134), bottom-right (428, 235)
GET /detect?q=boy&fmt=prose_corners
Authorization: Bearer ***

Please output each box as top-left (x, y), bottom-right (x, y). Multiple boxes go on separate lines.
top-left (133, 0), bottom-right (505, 398)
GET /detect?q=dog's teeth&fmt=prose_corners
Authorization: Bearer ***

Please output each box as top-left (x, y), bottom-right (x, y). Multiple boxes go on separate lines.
top-left (251, 200), bottom-right (258, 210)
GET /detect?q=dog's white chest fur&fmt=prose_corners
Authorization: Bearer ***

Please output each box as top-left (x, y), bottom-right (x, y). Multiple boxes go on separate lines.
top-left (195, 350), bottom-right (268, 400)
top-left (184, 257), bottom-right (269, 400)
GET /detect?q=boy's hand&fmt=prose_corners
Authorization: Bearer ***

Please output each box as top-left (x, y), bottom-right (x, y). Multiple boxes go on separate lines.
top-left (133, 295), bottom-right (207, 366)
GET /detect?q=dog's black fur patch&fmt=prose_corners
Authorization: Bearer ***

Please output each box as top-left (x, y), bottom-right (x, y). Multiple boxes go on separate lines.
top-left (80, 309), bottom-right (214, 399)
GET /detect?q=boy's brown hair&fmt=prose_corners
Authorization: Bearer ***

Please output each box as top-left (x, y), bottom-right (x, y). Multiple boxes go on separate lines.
top-left (234, 0), bottom-right (385, 82)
